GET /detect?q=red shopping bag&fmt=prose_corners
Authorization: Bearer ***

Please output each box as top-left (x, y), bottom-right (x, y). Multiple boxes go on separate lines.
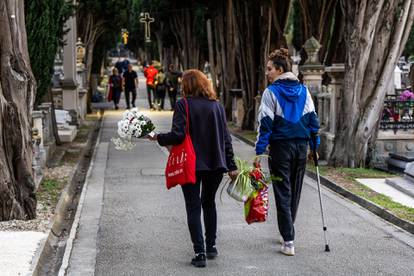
top-left (165, 98), bottom-right (196, 189)
top-left (244, 185), bottom-right (269, 224)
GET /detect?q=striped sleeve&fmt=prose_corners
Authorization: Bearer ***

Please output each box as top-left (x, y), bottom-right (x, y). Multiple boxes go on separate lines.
top-left (255, 89), bottom-right (276, 155)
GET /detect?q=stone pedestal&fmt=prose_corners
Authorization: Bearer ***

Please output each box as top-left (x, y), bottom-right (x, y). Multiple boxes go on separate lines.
top-left (32, 111), bottom-right (46, 167)
top-left (300, 37), bottom-right (324, 97)
top-left (61, 8), bottom-right (80, 120)
top-left (37, 103), bottom-right (56, 162)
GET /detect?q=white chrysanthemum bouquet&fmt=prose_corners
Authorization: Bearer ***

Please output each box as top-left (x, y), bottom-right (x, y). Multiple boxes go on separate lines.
top-left (111, 108), bottom-right (155, 151)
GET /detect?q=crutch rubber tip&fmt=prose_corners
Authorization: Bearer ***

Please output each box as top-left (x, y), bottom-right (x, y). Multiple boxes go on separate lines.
top-left (325, 245), bottom-right (331, 252)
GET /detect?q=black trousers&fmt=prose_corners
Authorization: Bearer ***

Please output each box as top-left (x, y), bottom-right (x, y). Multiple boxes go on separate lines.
top-left (112, 89), bottom-right (122, 105)
top-left (155, 87), bottom-right (166, 110)
top-left (168, 88), bottom-right (177, 110)
top-left (268, 140), bottom-right (307, 242)
top-left (124, 87), bottom-right (136, 108)
top-left (181, 170), bottom-right (223, 254)
top-left (146, 85), bottom-right (154, 108)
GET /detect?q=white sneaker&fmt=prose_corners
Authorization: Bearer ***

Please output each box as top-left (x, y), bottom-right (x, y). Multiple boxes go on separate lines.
top-left (281, 241), bottom-right (295, 256)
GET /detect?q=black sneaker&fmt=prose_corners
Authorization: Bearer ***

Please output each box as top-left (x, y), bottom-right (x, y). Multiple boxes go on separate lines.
top-left (191, 253), bottom-right (206, 267)
top-left (206, 246), bottom-right (218, 259)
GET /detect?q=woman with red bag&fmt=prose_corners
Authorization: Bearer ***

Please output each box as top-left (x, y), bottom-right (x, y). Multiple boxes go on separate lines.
top-left (149, 69), bottom-right (238, 268)
top-left (108, 68), bottom-right (123, 110)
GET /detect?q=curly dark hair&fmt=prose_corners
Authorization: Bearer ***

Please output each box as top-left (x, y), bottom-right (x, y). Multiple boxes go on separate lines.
top-left (268, 48), bottom-right (292, 73)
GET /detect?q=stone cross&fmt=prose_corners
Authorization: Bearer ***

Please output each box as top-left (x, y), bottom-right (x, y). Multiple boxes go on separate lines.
top-left (140, 13), bottom-right (155, 43)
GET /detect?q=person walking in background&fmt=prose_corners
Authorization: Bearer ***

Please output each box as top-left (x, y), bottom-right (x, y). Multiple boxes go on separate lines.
top-left (255, 48), bottom-right (320, 256)
top-left (148, 69), bottom-right (238, 268)
top-left (123, 64), bottom-right (138, 109)
top-left (166, 64), bottom-right (182, 110)
top-left (143, 61), bottom-right (158, 110)
top-left (154, 68), bottom-right (167, 111)
top-left (115, 58), bottom-right (124, 75)
top-left (107, 67), bottom-right (123, 110)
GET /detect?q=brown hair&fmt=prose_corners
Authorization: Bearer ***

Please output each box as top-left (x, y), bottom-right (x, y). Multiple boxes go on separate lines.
top-left (268, 48), bottom-right (292, 73)
top-left (181, 69), bottom-right (217, 100)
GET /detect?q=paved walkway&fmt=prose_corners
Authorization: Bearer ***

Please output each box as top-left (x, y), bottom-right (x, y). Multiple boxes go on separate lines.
top-left (66, 75), bottom-right (414, 276)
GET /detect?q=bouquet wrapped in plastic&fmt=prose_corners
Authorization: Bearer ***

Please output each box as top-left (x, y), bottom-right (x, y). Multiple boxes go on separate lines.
top-left (225, 158), bottom-right (255, 202)
top-left (244, 164), bottom-right (269, 224)
top-left (111, 108), bottom-right (155, 151)
top-left (223, 157), bottom-right (272, 224)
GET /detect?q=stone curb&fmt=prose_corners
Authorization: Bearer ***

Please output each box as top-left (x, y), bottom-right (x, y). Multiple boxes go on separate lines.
top-left (230, 131), bottom-right (414, 235)
top-left (29, 115), bottom-right (103, 276)
top-left (305, 170), bottom-right (414, 235)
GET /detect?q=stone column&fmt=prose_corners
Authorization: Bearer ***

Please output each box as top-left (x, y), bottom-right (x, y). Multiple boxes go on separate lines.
top-left (323, 63), bottom-right (345, 161)
top-left (61, 3), bottom-right (79, 118)
top-left (299, 37), bottom-right (326, 158)
top-left (76, 38), bottom-right (87, 120)
top-left (325, 63), bottom-right (345, 133)
top-left (299, 37), bottom-right (324, 97)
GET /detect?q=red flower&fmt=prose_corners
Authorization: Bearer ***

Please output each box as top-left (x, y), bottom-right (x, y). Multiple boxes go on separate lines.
top-left (250, 168), bottom-right (263, 181)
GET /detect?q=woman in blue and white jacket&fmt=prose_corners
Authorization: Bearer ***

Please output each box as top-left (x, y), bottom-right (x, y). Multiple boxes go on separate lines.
top-left (255, 48), bottom-right (320, 256)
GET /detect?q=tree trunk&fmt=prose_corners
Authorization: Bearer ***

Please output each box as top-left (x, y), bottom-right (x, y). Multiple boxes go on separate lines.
top-left (329, 0), bottom-right (414, 167)
top-left (170, 9), bottom-right (201, 69)
top-left (77, 12), bottom-right (104, 113)
top-left (297, 0), bottom-right (339, 63)
top-left (0, 0), bottom-right (37, 220)
top-left (206, 19), bottom-right (218, 96)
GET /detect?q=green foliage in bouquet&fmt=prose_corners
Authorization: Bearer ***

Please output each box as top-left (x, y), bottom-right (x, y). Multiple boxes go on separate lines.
top-left (138, 115), bottom-right (155, 138)
top-left (233, 158), bottom-right (256, 198)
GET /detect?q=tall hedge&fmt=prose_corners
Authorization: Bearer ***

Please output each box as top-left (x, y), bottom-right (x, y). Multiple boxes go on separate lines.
top-left (25, 0), bottom-right (73, 106)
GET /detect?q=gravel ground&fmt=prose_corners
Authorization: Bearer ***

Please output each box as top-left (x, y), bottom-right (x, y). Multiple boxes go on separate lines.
top-left (0, 162), bottom-right (75, 232)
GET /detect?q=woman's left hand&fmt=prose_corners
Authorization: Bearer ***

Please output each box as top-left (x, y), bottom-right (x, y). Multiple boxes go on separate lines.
top-left (228, 170), bottom-right (239, 181)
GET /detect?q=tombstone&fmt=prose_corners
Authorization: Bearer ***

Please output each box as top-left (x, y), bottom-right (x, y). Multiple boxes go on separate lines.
top-left (55, 109), bottom-right (78, 142)
top-left (31, 127), bottom-right (44, 189)
top-left (385, 156), bottom-right (414, 198)
top-left (394, 66), bottom-right (402, 89)
top-left (32, 110), bottom-right (46, 167)
top-left (388, 152), bottom-right (414, 173)
top-left (37, 103), bottom-right (56, 161)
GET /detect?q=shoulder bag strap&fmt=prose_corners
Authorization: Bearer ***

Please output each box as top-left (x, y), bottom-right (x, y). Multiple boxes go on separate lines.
top-left (183, 97), bottom-right (190, 134)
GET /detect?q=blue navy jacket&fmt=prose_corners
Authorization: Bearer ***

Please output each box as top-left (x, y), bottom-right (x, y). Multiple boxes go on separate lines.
top-left (255, 72), bottom-right (320, 155)
top-left (157, 97), bottom-right (237, 172)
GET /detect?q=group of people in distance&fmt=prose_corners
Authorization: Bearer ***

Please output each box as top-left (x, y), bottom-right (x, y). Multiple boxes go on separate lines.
top-left (108, 59), bottom-right (182, 111)
top-left (143, 61), bottom-right (182, 111)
